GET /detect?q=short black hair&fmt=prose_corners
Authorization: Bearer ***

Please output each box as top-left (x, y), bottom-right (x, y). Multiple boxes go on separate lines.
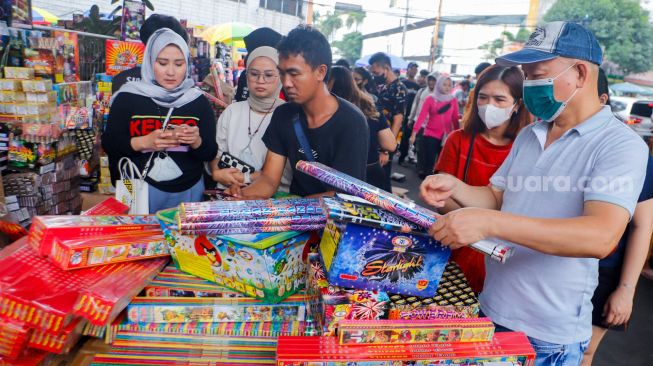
top-left (598, 68), bottom-right (610, 104)
top-left (407, 61), bottom-right (418, 69)
top-left (277, 25), bottom-right (332, 82)
top-left (474, 62), bottom-right (492, 76)
top-left (335, 58), bottom-right (351, 69)
top-left (140, 14), bottom-right (188, 44)
top-left (419, 69), bottom-right (429, 77)
top-left (369, 52), bottom-right (392, 68)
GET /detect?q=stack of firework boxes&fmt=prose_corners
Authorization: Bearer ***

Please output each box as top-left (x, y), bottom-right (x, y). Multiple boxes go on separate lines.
top-left (89, 198), bottom-right (324, 365)
top-left (278, 161), bottom-right (535, 365)
top-left (0, 199), bottom-right (170, 364)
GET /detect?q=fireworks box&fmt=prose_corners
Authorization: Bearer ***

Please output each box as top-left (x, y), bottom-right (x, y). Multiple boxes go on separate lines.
top-left (338, 318), bottom-right (494, 346)
top-left (157, 208), bottom-right (313, 303)
top-left (387, 262), bottom-right (480, 320)
top-left (319, 202), bottom-right (451, 297)
top-left (307, 253), bottom-right (389, 336)
top-left (143, 264), bottom-right (248, 298)
top-left (276, 332), bottom-right (536, 366)
top-left (126, 295), bottom-right (308, 324)
top-left (27, 215), bottom-right (161, 256)
top-left (50, 231), bottom-right (169, 270)
top-left (28, 317), bottom-right (86, 354)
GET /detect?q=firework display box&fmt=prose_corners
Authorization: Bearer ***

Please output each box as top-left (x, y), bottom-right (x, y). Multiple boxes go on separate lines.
top-left (157, 208), bottom-right (313, 303)
top-left (338, 318), bottom-right (494, 346)
top-left (126, 295), bottom-right (308, 324)
top-left (387, 261), bottom-right (480, 320)
top-left (276, 332), bottom-right (535, 366)
top-left (49, 230), bottom-right (169, 270)
top-left (319, 214), bottom-right (451, 297)
top-left (27, 214), bottom-right (161, 256)
top-left (307, 253), bottom-right (389, 336)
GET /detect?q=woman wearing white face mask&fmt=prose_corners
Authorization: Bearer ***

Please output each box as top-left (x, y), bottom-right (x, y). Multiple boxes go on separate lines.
top-left (103, 27), bottom-right (218, 214)
top-left (434, 65), bottom-right (531, 294)
top-left (211, 46), bottom-right (291, 193)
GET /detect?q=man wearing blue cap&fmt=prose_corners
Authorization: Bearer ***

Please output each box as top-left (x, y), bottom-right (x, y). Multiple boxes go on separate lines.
top-left (420, 22), bottom-right (649, 365)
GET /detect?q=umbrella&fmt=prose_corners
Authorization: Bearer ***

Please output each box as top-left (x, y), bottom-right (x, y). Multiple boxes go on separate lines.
top-left (609, 82), bottom-right (653, 96)
top-left (32, 7), bottom-right (59, 25)
top-left (199, 22), bottom-right (255, 49)
top-left (355, 54), bottom-right (408, 69)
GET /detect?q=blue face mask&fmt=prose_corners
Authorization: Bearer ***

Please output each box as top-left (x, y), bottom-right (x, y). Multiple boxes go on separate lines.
top-left (522, 63), bottom-right (579, 122)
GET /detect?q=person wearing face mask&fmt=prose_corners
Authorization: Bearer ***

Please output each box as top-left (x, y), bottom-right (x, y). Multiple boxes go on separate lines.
top-left (420, 22), bottom-right (648, 365)
top-left (370, 52), bottom-right (407, 182)
top-left (103, 28), bottom-right (218, 214)
top-left (211, 46), bottom-right (291, 193)
top-left (410, 75), bottom-right (459, 179)
top-left (353, 67), bottom-right (379, 103)
top-left (434, 65), bottom-right (531, 293)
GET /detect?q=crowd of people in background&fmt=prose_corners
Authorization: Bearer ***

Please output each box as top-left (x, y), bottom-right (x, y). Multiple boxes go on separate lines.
top-left (102, 16), bottom-right (653, 366)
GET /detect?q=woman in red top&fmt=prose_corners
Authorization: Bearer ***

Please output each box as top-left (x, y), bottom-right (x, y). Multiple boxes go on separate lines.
top-left (434, 65), bottom-right (531, 293)
top-left (410, 76), bottom-right (459, 179)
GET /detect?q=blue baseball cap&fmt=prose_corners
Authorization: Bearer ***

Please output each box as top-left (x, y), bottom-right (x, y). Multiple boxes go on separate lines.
top-left (496, 21), bottom-right (602, 66)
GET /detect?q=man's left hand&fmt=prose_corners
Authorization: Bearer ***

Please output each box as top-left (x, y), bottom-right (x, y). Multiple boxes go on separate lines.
top-left (429, 208), bottom-right (496, 249)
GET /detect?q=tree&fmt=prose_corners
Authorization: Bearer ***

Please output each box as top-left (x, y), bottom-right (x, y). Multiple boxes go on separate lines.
top-left (333, 31), bottom-right (363, 64)
top-left (345, 12), bottom-right (365, 32)
top-left (316, 11), bottom-right (343, 41)
top-left (544, 0), bottom-right (653, 75)
top-left (478, 28), bottom-right (530, 60)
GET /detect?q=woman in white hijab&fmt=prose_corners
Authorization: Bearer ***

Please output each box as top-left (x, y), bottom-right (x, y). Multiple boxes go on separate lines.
top-left (211, 46), bottom-right (291, 192)
top-left (103, 27), bottom-right (218, 213)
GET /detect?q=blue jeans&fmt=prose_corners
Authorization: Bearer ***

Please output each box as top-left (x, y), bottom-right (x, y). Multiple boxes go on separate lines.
top-left (148, 178), bottom-right (204, 214)
top-left (493, 323), bottom-right (589, 366)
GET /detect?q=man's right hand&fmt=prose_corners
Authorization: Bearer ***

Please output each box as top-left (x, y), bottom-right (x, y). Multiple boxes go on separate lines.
top-left (420, 174), bottom-right (460, 208)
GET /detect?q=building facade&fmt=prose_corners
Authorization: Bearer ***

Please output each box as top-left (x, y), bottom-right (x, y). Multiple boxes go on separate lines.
top-left (32, 0), bottom-right (305, 36)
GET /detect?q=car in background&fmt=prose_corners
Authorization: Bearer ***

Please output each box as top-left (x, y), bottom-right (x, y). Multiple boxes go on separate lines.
top-left (625, 100), bottom-right (653, 138)
top-left (609, 96), bottom-right (637, 121)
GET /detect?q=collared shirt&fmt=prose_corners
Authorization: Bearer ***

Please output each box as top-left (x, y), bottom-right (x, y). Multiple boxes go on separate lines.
top-left (482, 106), bottom-right (648, 344)
top-left (377, 78), bottom-right (407, 126)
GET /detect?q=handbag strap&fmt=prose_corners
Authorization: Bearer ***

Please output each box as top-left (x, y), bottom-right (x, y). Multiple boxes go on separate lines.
top-left (293, 115), bottom-right (315, 162)
top-left (462, 133), bottom-right (476, 184)
top-left (141, 107), bottom-right (175, 179)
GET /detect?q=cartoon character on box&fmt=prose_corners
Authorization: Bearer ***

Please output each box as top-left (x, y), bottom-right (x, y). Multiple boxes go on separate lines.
top-left (194, 236), bottom-right (222, 270)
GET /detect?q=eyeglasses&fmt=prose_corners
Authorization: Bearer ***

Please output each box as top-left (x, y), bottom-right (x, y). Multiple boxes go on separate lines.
top-left (247, 70), bottom-right (279, 83)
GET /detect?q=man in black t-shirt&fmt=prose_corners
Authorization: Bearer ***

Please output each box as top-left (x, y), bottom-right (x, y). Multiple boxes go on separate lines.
top-left (111, 15), bottom-right (189, 93)
top-left (398, 62), bottom-right (420, 165)
top-left (226, 25), bottom-right (369, 198)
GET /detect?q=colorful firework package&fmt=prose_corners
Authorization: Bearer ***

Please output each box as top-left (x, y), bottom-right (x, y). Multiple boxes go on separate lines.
top-left (320, 213), bottom-right (451, 297)
top-left (276, 332), bottom-right (535, 365)
top-left (0, 238), bottom-right (167, 332)
top-left (158, 207), bottom-right (313, 303)
top-left (337, 318), bottom-right (494, 346)
top-left (105, 40), bottom-right (145, 76)
top-left (143, 264), bottom-right (249, 298)
top-left (49, 230), bottom-right (168, 270)
top-left (296, 160), bottom-right (514, 263)
top-left (126, 295), bottom-right (308, 324)
top-left (307, 253), bottom-right (389, 336)
top-left (177, 198), bottom-right (325, 235)
top-left (27, 214), bottom-right (161, 256)
top-left (323, 194), bottom-right (423, 233)
top-left (387, 262), bottom-right (481, 320)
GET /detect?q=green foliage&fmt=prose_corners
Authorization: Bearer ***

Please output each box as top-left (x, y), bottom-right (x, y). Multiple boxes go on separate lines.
top-left (479, 27), bottom-right (530, 60)
top-left (332, 31), bottom-right (363, 64)
top-left (544, 0), bottom-right (653, 74)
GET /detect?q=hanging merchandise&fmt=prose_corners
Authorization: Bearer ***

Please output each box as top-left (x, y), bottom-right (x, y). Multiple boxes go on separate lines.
top-left (9, 0), bottom-right (31, 28)
top-left (120, 0), bottom-right (145, 42)
top-left (52, 31), bottom-right (79, 83)
top-left (105, 40), bottom-right (144, 76)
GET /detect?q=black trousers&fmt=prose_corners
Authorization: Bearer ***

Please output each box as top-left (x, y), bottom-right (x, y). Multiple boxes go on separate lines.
top-left (417, 135), bottom-right (442, 179)
top-left (398, 118), bottom-right (412, 163)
